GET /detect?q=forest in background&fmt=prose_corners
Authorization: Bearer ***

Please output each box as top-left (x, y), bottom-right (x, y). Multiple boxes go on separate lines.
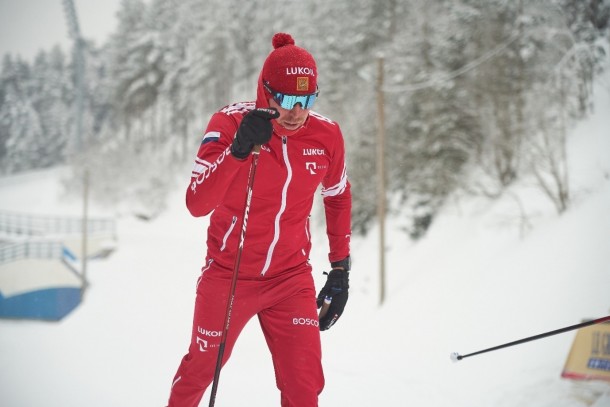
top-left (1, 0), bottom-right (609, 236)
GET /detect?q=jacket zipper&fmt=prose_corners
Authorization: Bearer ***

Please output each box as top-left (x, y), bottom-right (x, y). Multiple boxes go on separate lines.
top-left (261, 136), bottom-right (291, 275)
top-left (219, 216), bottom-right (238, 251)
top-left (303, 215), bottom-right (311, 256)
top-left (196, 259), bottom-right (214, 291)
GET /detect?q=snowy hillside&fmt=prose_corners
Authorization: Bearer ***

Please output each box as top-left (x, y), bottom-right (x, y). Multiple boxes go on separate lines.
top-left (1, 60), bottom-right (610, 407)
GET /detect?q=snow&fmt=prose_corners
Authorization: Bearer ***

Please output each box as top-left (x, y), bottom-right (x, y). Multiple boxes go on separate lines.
top-left (1, 59), bottom-right (610, 407)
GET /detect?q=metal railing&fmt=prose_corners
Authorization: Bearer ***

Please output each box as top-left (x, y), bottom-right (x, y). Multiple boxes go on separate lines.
top-left (0, 211), bottom-right (116, 238)
top-left (0, 241), bottom-right (66, 265)
top-left (0, 211), bottom-right (116, 266)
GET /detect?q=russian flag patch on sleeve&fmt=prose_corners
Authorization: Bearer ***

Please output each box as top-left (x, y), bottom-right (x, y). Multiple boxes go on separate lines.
top-left (201, 131), bottom-right (221, 144)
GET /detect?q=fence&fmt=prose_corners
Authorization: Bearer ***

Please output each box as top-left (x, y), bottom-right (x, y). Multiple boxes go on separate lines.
top-left (0, 241), bottom-right (66, 265)
top-left (0, 211), bottom-right (116, 238)
top-left (0, 211), bottom-right (116, 265)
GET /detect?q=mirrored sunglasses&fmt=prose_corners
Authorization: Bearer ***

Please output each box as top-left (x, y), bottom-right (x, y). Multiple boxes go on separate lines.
top-left (264, 81), bottom-right (319, 110)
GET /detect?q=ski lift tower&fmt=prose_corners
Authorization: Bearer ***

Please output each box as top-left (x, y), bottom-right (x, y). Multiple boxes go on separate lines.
top-left (62, 0), bottom-right (89, 299)
top-left (62, 0), bottom-right (85, 152)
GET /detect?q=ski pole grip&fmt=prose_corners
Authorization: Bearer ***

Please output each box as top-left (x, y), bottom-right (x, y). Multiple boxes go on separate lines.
top-left (319, 297), bottom-right (332, 319)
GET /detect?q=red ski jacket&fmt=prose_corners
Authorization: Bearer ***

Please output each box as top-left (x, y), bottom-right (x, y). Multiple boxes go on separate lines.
top-left (186, 86), bottom-right (351, 278)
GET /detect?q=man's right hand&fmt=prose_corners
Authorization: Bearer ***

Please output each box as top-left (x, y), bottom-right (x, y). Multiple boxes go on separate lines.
top-left (231, 108), bottom-right (279, 159)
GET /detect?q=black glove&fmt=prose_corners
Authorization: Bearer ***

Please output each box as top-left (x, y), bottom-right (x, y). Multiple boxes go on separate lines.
top-left (317, 266), bottom-right (350, 331)
top-left (231, 108), bottom-right (279, 159)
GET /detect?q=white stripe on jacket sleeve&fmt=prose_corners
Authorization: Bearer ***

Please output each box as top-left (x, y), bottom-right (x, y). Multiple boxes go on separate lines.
top-left (321, 165), bottom-right (348, 197)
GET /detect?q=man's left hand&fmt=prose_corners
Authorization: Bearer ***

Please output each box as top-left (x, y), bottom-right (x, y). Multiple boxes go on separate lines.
top-left (317, 268), bottom-right (349, 331)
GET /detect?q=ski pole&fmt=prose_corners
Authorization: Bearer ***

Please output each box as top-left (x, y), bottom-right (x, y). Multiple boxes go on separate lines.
top-left (208, 145), bottom-right (262, 407)
top-left (450, 315), bottom-right (610, 362)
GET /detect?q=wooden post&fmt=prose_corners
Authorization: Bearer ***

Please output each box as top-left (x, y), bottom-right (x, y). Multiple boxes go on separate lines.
top-left (81, 169), bottom-right (89, 300)
top-left (376, 57), bottom-right (386, 305)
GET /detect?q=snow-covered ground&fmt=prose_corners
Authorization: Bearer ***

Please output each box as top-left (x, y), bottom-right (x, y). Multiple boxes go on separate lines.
top-left (1, 62), bottom-right (610, 407)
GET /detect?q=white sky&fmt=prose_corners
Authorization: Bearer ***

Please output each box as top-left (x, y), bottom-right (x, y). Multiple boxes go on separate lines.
top-left (0, 0), bottom-right (123, 62)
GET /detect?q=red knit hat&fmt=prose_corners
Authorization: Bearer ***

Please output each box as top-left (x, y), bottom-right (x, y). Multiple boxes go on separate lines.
top-left (261, 33), bottom-right (317, 95)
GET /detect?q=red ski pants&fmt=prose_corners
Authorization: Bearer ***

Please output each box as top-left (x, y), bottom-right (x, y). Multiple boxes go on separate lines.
top-left (168, 262), bottom-right (324, 407)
